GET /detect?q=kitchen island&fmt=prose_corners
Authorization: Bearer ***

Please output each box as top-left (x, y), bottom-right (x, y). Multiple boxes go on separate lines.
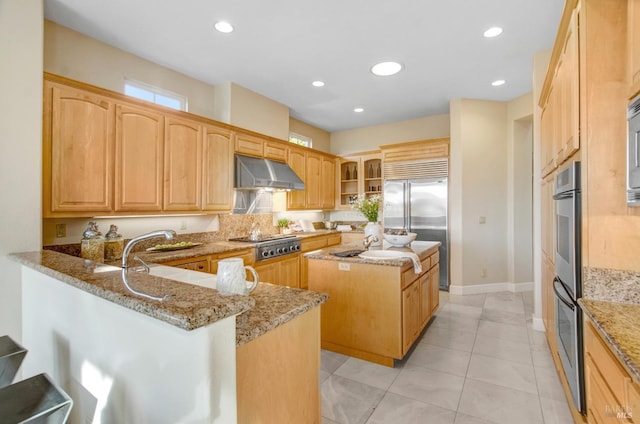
top-left (306, 241), bottom-right (440, 367)
top-left (9, 250), bottom-right (327, 424)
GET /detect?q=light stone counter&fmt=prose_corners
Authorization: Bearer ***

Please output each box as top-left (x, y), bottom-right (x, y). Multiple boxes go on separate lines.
top-left (304, 240), bottom-right (441, 267)
top-left (579, 299), bottom-right (640, 385)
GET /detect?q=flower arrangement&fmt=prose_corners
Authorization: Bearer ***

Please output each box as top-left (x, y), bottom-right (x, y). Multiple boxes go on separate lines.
top-left (351, 194), bottom-right (382, 222)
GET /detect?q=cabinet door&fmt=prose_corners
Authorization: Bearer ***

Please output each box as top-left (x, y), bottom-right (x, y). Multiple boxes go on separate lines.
top-left (559, 10), bottom-right (579, 163)
top-left (45, 82), bottom-right (114, 215)
top-left (430, 263), bottom-right (440, 315)
top-left (540, 85), bottom-right (557, 177)
top-left (402, 281), bottom-right (421, 354)
top-left (174, 260), bottom-right (210, 273)
top-left (115, 103), bottom-right (164, 211)
top-left (163, 117), bottom-right (202, 211)
top-left (630, 0), bottom-right (640, 97)
top-left (305, 152), bottom-right (322, 209)
top-left (235, 133), bottom-right (263, 157)
top-left (254, 262), bottom-right (277, 285)
top-left (202, 126), bottom-right (234, 212)
top-left (321, 156), bottom-right (336, 209)
top-left (278, 255), bottom-right (300, 288)
top-left (287, 148), bottom-right (307, 209)
top-left (419, 271), bottom-right (431, 328)
top-left (263, 140), bottom-right (288, 162)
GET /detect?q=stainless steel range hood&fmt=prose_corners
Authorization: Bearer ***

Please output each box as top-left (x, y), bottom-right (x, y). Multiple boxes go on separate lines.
top-left (234, 154), bottom-right (304, 190)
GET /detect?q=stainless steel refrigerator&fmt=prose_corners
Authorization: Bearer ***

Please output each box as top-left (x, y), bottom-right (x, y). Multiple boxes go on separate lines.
top-left (383, 178), bottom-right (449, 290)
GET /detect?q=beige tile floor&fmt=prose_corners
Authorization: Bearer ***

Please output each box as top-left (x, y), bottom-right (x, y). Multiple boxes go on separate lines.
top-left (320, 291), bottom-right (574, 424)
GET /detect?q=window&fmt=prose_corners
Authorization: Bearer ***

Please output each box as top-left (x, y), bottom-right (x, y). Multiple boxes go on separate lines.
top-left (289, 132), bottom-right (312, 148)
top-left (124, 78), bottom-right (188, 111)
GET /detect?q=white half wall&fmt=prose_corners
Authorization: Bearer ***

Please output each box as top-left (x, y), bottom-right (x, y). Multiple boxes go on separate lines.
top-left (0, 0), bottom-right (44, 342)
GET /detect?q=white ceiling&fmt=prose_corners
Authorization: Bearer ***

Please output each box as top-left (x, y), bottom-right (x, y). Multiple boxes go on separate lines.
top-left (44, 0), bottom-right (564, 133)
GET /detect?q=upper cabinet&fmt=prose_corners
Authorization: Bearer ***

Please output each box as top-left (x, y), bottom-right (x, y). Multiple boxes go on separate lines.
top-left (629, 0), bottom-right (640, 98)
top-left (337, 151), bottom-right (382, 209)
top-left (115, 103), bottom-right (164, 212)
top-left (163, 117), bottom-right (203, 211)
top-left (43, 74), bottom-right (237, 217)
top-left (43, 81), bottom-right (115, 216)
top-left (539, 8), bottom-right (579, 177)
top-left (234, 132), bottom-right (288, 162)
top-left (287, 146), bottom-right (336, 210)
top-left (202, 126), bottom-right (234, 212)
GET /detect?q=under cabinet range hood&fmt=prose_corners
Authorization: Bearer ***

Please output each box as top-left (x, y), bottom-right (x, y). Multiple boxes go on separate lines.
top-left (234, 154), bottom-right (304, 190)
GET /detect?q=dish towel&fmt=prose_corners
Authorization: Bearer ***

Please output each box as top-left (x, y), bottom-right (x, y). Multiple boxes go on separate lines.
top-left (399, 252), bottom-right (422, 274)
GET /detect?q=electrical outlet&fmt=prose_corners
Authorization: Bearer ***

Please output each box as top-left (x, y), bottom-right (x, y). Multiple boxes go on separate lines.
top-left (180, 220), bottom-right (187, 230)
top-left (55, 223), bottom-right (66, 238)
top-left (479, 216), bottom-right (486, 224)
top-left (338, 263), bottom-right (351, 271)
top-left (481, 268), bottom-right (487, 278)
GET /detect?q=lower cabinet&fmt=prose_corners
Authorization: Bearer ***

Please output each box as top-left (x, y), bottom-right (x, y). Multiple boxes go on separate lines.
top-left (236, 307), bottom-right (321, 423)
top-left (299, 234), bottom-right (341, 289)
top-left (254, 255), bottom-right (300, 288)
top-left (584, 319), bottom-right (639, 423)
top-left (173, 259), bottom-right (210, 273)
top-left (402, 280), bottom-right (421, 354)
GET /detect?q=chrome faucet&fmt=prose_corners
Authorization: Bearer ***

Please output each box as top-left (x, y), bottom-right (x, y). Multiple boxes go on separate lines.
top-left (121, 229), bottom-right (177, 272)
top-left (363, 235), bottom-right (379, 250)
top-left (121, 229), bottom-right (177, 302)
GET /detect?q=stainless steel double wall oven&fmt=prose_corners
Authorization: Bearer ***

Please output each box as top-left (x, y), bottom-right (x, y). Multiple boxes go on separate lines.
top-left (552, 160), bottom-right (584, 414)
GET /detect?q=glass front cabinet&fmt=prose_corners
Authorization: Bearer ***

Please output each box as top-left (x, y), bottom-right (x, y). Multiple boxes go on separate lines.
top-left (337, 151), bottom-right (382, 209)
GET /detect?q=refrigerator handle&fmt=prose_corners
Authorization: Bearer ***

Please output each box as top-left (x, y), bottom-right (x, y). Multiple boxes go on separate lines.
top-left (405, 181), bottom-right (411, 230)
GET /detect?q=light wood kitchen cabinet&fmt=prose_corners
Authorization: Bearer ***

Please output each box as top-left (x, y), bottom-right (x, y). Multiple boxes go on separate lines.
top-left (308, 246), bottom-right (440, 366)
top-left (236, 307), bottom-right (320, 424)
top-left (43, 81), bottom-right (115, 216)
top-left (305, 151), bottom-right (323, 209)
top-left (402, 280), bottom-right (421, 354)
top-left (254, 254), bottom-right (300, 288)
top-left (202, 125), bottom-right (234, 212)
top-left (287, 147), bottom-right (336, 210)
top-left (287, 147), bottom-right (307, 209)
top-left (584, 319), bottom-right (639, 423)
top-left (299, 234), bottom-right (341, 289)
top-left (234, 132), bottom-right (288, 162)
top-left (321, 157), bottom-right (336, 209)
top-left (540, 8), bottom-right (579, 177)
top-left (630, 0), bottom-right (640, 98)
top-left (114, 103), bottom-right (164, 212)
top-left (163, 116), bottom-right (202, 211)
top-left (380, 138), bottom-right (449, 163)
top-left (430, 262), bottom-right (440, 315)
top-left (210, 249), bottom-right (255, 274)
top-left (234, 133), bottom-right (264, 157)
top-left (337, 151), bottom-right (381, 209)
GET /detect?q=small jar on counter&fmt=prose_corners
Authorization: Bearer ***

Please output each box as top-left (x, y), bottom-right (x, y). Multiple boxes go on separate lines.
top-left (104, 224), bottom-right (124, 261)
top-left (81, 221), bottom-right (104, 263)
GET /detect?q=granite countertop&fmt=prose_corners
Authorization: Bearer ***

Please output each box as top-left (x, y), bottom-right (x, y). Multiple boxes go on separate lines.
top-left (236, 284), bottom-right (328, 347)
top-left (579, 298), bottom-right (640, 385)
top-left (10, 250), bottom-right (254, 331)
top-left (304, 240), bottom-right (441, 267)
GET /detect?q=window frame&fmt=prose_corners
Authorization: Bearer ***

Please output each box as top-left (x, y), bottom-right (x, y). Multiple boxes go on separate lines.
top-left (288, 132), bottom-right (312, 148)
top-left (124, 78), bottom-right (188, 112)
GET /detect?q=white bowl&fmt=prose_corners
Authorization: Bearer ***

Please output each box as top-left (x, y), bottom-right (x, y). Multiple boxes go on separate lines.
top-left (383, 232), bottom-right (417, 246)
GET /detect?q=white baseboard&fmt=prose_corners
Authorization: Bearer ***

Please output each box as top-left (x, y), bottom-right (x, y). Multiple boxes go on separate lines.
top-left (532, 316), bottom-right (546, 332)
top-left (448, 281), bottom-right (534, 295)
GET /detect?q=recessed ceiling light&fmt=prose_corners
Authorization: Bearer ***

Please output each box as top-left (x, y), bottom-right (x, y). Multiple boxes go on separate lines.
top-left (354, 108), bottom-right (364, 113)
top-left (214, 21), bottom-right (234, 33)
top-left (371, 61), bottom-right (403, 77)
top-left (483, 27), bottom-right (503, 38)
top-left (312, 81), bottom-right (325, 87)
top-left (492, 79), bottom-right (506, 86)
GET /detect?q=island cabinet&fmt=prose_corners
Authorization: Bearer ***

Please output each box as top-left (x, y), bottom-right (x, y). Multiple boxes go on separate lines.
top-left (299, 233), bottom-right (342, 289)
top-left (307, 245), bottom-right (440, 367)
top-left (629, 0), bottom-right (640, 98)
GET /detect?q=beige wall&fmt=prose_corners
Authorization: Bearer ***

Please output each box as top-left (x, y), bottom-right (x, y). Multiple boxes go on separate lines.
top-left (44, 20), bottom-right (217, 120)
top-left (0, 0), bottom-right (44, 342)
top-left (450, 99), bottom-right (509, 288)
top-left (289, 118), bottom-right (331, 153)
top-left (507, 93), bottom-right (534, 284)
top-left (45, 21), bottom-right (291, 140)
top-left (330, 114), bottom-right (450, 155)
